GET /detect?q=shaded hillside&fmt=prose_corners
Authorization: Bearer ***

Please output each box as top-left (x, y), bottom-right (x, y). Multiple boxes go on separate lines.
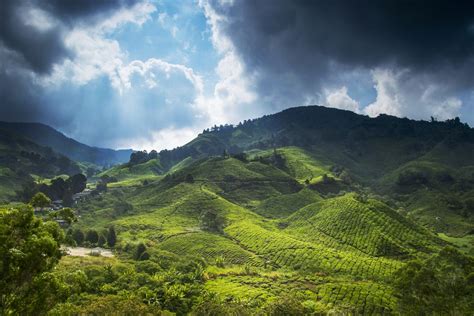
top-left (0, 128), bottom-right (81, 201)
top-left (0, 121), bottom-right (132, 166)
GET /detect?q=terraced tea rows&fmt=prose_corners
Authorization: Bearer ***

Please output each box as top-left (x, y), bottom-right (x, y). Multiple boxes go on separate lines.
top-left (225, 221), bottom-right (401, 280)
top-left (204, 272), bottom-right (397, 313)
top-left (157, 232), bottom-right (263, 266)
top-left (287, 194), bottom-right (443, 257)
top-left (316, 281), bottom-right (397, 314)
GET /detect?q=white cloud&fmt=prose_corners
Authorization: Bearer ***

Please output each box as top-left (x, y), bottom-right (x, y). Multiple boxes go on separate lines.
top-left (196, 0), bottom-right (258, 125)
top-left (364, 68), bottom-right (462, 120)
top-left (324, 86), bottom-right (361, 113)
top-left (41, 1), bottom-right (156, 88)
top-left (116, 127), bottom-right (197, 151)
top-left (96, 1), bottom-right (156, 32)
top-left (117, 58), bottom-right (204, 94)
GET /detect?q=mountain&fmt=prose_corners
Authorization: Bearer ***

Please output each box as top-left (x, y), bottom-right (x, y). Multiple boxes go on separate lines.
top-left (0, 121), bottom-right (133, 166)
top-left (3, 105), bottom-right (473, 314)
top-left (122, 105), bottom-right (473, 236)
top-left (0, 128), bottom-right (81, 202)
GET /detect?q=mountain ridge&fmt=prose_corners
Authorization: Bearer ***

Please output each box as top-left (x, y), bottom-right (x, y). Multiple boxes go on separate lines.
top-left (0, 121), bottom-right (132, 166)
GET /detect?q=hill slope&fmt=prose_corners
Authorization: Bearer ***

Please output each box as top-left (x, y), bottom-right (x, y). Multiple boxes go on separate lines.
top-left (0, 128), bottom-right (81, 201)
top-left (8, 105), bottom-right (471, 314)
top-left (71, 153), bottom-right (455, 313)
top-left (0, 121), bottom-right (132, 166)
top-left (151, 106), bottom-right (474, 236)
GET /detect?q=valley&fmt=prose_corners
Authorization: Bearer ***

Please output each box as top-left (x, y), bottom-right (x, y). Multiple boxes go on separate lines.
top-left (1, 106), bottom-right (473, 314)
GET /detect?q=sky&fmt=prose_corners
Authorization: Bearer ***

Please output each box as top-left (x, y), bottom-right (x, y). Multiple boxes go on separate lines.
top-left (1, 0), bottom-right (473, 150)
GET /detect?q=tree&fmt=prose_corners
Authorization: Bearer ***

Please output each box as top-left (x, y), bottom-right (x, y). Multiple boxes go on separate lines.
top-left (148, 150), bottom-right (158, 160)
top-left (134, 243), bottom-right (148, 260)
top-left (395, 247), bottom-right (474, 314)
top-left (200, 210), bottom-right (225, 233)
top-left (95, 181), bottom-right (107, 193)
top-left (29, 192), bottom-right (51, 209)
top-left (68, 173), bottom-right (87, 194)
top-left (85, 230), bottom-right (99, 245)
top-left (72, 229), bottom-right (84, 245)
top-left (49, 177), bottom-right (67, 200)
top-left (62, 191), bottom-right (73, 207)
top-left (86, 167), bottom-right (97, 178)
top-left (98, 234), bottom-right (106, 247)
top-left (107, 226), bottom-right (117, 247)
top-left (49, 207), bottom-right (77, 225)
top-left (129, 151), bottom-right (149, 165)
top-left (0, 206), bottom-right (64, 314)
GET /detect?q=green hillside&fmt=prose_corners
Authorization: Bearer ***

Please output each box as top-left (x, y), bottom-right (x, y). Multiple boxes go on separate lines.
top-left (151, 106), bottom-right (474, 236)
top-left (98, 158), bottom-right (163, 187)
top-left (0, 128), bottom-right (81, 202)
top-left (2, 106), bottom-right (473, 314)
top-left (62, 148), bottom-right (470, 313)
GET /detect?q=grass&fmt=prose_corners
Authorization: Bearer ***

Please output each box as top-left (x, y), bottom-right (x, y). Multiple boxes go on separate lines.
top-left (98, 159), bottom-right (163, 182)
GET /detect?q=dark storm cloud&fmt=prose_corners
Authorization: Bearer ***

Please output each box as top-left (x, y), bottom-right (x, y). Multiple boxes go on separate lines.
top-left (0, 0), bottom-right (138, 127)
top-left (0, 0), bottom-right (138, 74)
top-left (209, 0), bottom-right (474, 105)
top-left (40, 0), bottom-right (136, 21)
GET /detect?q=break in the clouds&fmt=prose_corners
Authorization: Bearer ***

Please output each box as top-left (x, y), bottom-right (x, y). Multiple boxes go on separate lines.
top-left (1, 0), bottom-right (473, 150)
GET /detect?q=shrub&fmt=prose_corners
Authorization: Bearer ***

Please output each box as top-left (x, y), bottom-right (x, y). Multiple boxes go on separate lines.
top-left (85, 230), bottom-right (99, 245)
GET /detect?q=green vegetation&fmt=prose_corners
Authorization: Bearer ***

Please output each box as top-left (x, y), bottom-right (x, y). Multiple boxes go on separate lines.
top-left (30, 192), bottom-right (51, 208)
top-left (0, 206), bottom-right (64, 314)
top-left (1, 106), bottom-right (473, 314)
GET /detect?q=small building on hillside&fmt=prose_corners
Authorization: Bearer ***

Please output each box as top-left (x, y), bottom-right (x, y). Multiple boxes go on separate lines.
top-left (55, 219), bottom-right (69, 228)
top-left (52, 200), bottom-right (63, 210)
top-left (73, 189), bottom-right (92, 203)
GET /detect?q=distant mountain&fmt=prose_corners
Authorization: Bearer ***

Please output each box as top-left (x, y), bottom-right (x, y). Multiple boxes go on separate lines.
top-left (0, 121), bottom-right (132, 166)
top-left (0, 128), bottom-right (81, 201)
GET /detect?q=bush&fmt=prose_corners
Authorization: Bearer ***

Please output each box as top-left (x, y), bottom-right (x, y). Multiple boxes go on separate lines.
top-left (107, 226), bottom-right (117, 247)
top-left (72, 229), bottom-right (85, 245)
top-left (85, 230), bottom-right (99, 245)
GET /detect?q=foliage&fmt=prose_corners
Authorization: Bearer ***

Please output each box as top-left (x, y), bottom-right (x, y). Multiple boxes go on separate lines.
top-left (2, 105), bottom-right (474, 314)
top-left (48, 207), bottom-right (77, 225)
top-left (85, 229), bottom-right (99, 245)
top-left (107, 226), bottom-right (117, 247)
top-left (200, 209), bottom-right (226, 233)
top-left (72, 228), bottom-right (84, 245)
top-left (0, 206), bottom-right (64, 314)
top-left (29, 191), bottom-right (51, 208)
top-left (394, 247), bottom-right (474, 315)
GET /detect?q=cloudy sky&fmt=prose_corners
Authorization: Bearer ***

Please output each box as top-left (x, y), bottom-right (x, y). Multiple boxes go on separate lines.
top-left (1, 0), bottom-right (473, 150)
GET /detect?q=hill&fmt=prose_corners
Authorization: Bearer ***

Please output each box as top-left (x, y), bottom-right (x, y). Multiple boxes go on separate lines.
top-left (0, 121), bottom-right (132, 166)
top-left (2, 105), bottom-right (473, 314)
top-left (67, 151), bottom-right (463, 314)
top-left (0, 128), bottom-right (81, 201)
top-left (151, 106), bottom-right (474, 236)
